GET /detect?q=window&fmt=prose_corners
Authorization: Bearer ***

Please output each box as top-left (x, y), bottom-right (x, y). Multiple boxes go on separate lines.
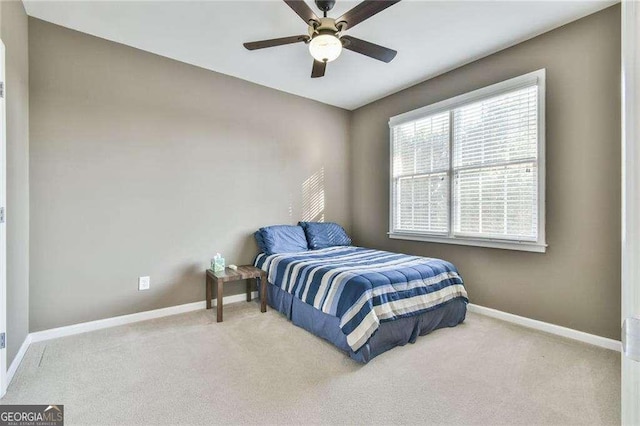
top-left (389, 70), bottom-right (546, 252)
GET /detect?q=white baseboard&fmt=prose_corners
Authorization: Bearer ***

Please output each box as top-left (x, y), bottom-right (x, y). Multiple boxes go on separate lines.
top-left (30, 292), bottom-right (257, 343)
top-left (7, 334), bottom-right (32, 385)
top-left (6, 292), bottom-right (257, 387)
top-left (467, 303), bottom-right (622, 352)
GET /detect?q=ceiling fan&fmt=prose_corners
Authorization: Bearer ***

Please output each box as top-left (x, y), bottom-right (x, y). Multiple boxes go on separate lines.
top-left (243, 0), bottom-right (401, 78)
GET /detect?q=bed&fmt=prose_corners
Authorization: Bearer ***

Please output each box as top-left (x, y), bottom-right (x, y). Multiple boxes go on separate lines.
top-left (254, 245), bottom-right (468, 363)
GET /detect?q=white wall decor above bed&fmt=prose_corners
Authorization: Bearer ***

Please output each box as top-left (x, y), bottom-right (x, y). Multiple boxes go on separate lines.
top-left (388, 69), bottom-right (547, 253)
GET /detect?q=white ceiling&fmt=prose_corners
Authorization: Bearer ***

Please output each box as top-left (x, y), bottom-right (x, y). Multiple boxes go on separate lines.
top-left (24, 0), bottom-right (616, 110)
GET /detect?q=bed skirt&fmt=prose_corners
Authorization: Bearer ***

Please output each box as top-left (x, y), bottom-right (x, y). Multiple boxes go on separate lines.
top-left (264, 281), bottom-right (467, 363)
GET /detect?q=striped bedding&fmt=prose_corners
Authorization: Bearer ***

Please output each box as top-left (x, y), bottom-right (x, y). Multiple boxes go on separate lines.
top-left (254, 246), bottom-right (468, 353)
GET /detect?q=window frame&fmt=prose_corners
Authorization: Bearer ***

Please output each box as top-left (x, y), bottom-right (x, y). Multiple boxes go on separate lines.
top-left (388, 69), bottom-right (547, 253)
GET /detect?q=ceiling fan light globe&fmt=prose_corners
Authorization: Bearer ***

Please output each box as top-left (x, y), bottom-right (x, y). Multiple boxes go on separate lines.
top-left (309, 34), bottom-right (342, 63)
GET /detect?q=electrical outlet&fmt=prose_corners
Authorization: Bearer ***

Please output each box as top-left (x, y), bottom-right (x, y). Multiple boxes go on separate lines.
top-left (138, 276), bottom-right (150, 291)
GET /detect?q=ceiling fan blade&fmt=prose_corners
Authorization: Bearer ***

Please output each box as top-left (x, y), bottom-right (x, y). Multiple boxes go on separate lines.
top-left (335, 0), bottom-right (401, 30)
top-left (341, 35), bottom-right (397, 63)
top-left (311, 60), bottom-right (326, 78)
top-left (284, 0), bottom-right (320, 24)
top-left (243, 35), bottom-right (309, 50)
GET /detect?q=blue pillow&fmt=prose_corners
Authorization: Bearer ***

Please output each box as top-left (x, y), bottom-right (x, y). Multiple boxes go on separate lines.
top-left (258, 225), bottom-right (309, 255)
top-left (254, 231), bottom-right (268, 253)
top-left (298, 222), bottom-right (352, 250)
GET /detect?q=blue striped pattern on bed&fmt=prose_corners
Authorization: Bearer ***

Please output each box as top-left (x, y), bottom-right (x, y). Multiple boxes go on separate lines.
top-left (254, 246), bottom-right (468, 352)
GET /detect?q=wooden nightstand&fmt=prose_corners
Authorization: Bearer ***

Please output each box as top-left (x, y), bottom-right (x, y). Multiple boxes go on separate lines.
top-left (205, 265), bottom-right (267, 322)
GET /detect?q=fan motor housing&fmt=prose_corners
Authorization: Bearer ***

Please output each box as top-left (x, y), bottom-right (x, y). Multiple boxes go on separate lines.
top-left (308, 17), bottom-right (341, 38)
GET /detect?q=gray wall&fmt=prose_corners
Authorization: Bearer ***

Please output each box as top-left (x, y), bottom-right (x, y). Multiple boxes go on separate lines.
top-left (28, 18), bottom-right (351, 331)
top-left (1, 1), bottom-right (30, 366)
top-left (350, 5), bottom-right (621, 340)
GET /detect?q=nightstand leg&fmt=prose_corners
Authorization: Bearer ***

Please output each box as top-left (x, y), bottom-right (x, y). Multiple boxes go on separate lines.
top-left (246, 279), bottom-right (252, 302)
top-left (260, 275), bottom-right (267, 313)
top-left (206, 274), bottom-right (212, 310)
top-left (217, 279), bottom-right (223, 323)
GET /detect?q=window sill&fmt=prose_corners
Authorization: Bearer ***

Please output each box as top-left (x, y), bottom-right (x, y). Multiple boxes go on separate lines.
top-left (388, 232), bottom-right (547, 253)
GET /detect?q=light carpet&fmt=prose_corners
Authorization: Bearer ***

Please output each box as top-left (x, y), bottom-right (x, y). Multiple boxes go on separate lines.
top-left (2, 301), bottom-right (620, 425)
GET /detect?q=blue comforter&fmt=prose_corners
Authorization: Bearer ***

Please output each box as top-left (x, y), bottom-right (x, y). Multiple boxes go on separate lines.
top-left (255, 246), bottom-right (468, 352)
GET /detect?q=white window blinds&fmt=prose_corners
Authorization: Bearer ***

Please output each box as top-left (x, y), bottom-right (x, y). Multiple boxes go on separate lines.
top-left (389, 70), bottom-right (545, 252)
top-left (453, 86), bottom-right (538, 241)
top-left (392, 112), bottom-right (449, 234)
